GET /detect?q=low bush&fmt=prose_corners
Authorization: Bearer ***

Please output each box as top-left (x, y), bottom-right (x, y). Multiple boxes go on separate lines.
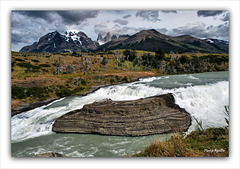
top-left (133, 128), bottom-right (228, 157)
top-left (16, 62), bottom-right (41, 73)
top-left (39, 64), bottom-right (51, 67)
top-left (31, 59), bottom-right (40, 63)
top-left (12, 85), bottom-right (51, 101)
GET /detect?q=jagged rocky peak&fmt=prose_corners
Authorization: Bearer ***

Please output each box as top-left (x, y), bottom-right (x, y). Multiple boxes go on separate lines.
top-left (97, 33), bottom-right (105, 45)
top-left (105, 32), bottom-right (111, 42)
top-left (111, 34), bottom-right (118, 41)
top-left (97, 32), bottom-right (118, 45)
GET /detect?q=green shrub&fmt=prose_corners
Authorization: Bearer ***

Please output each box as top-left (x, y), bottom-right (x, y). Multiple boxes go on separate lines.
top-left (16, 62), bottom-right (41, 73)
top-left (15, 58), bottom-right (24, 62)
top-left (123, 49), bottom-right (137, 62)
top-left (12, 85), bottom-right (51, 101)
top-left (39, 64), bottom-right (51, 67)
top-left (31, 59), bottom-right (40, 63)
top-left (55, 85), bottom-right (72, 97)
top-left (101, 57), bottom-right (107, 65)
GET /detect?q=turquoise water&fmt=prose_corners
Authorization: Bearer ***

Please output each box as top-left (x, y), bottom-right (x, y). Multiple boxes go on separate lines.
top-left (11, 71), bottom-right (229, 157)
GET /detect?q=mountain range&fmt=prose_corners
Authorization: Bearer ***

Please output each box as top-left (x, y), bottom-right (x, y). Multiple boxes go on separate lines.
top-left (20, 31), bottom-right (99, 53)
top-left (19, 29), bottom-right (228, 53)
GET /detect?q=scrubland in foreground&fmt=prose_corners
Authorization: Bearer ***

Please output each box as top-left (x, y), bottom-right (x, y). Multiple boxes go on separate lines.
top-left (132, 127), bottom-right (229, 157)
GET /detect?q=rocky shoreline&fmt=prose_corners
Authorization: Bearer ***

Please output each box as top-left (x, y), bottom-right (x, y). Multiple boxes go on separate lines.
top-left (52, 93), bottom-right (191, 136)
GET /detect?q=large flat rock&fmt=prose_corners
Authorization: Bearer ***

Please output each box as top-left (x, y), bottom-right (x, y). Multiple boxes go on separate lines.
top-left (52, 94), bottom-right (191, 136)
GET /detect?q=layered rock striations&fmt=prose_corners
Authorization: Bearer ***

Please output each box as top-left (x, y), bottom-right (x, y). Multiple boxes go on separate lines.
top-left (52, 94), bottom-right (191, 136)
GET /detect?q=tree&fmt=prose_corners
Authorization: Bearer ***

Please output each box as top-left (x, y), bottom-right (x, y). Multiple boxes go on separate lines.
top-left (155, 48), bottom-right (165, 61)
top-left (123, 49), bottom-right (137, 62)
top-left (101, 57), bottom-right (107, 65)
top-left (179, 55), bottom-right (189, 64)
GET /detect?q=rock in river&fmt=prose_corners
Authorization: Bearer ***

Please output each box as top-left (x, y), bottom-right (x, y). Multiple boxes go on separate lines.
top-left (34, 152), bottom-right (67, 157)
top-left (52, 94), bottom-right (191, 136)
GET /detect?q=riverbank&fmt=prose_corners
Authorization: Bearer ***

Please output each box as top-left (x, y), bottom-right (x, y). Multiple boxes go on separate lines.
top-left (11, 51), bottom-right (228, 115)
top-left (11, 71), bottom-right (158, 116)
top-left (132, 127), bottom-right (229, 157)
top-left (11, 71), bottom-right (229, 157)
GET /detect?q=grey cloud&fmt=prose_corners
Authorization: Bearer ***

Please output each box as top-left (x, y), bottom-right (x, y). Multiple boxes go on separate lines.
top-left (14, 11), bottom-right (56, 23)
top-left (170, 22), bottom-right (229, 40)
top-left (221, 13), bottom-right (229, 21)
top-left (157, 28), bottom-right (168, 34)
top-left (55, 11), bottom-right (99, 24)
top-left (113, 19), bottom-right (128, 25)
top-left (136, 10), bottom-right (160, 22)
top-left (197, 10), bottom-right (224, 17)
top-left (94, 22), bottom-right (108, 35)
top-left (94, 21), bottom-right (144, 36)
top-left (111, 26), bottom-right (144, 36)
top-left (123, 14), bottom-right (131, 19)
top-left (113, 24), bottom-right (121, 29)
top-left (14, 10), bottom-right (99, 24)
top-left (161, 10), bottom-right (177, 14)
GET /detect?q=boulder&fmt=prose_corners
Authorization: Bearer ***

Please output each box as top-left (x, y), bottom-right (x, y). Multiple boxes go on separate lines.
top-left (52, 94), bottom-right (191, 136)
top-left (34, 152), bottom-right (66, 157)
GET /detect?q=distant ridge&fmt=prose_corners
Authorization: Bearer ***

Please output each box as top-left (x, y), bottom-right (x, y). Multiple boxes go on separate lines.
top-left (19, 29), bottom-right (228, 53)
top-left (97, 29), bottom-right (228, 53)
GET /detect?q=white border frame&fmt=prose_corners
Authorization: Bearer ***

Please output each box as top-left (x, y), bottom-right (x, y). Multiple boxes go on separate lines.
top-left (1, 0), bottom-right (239, 169)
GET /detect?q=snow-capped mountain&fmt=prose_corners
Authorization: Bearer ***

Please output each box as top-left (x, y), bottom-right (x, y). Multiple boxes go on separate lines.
top-left (20, 31), bottom-right (99, 53)
top-left (19, 30), bottom-right (228, 53)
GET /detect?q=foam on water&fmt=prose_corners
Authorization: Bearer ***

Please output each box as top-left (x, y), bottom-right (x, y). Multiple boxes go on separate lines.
top-left (11, 72), bottom-right (229, 143)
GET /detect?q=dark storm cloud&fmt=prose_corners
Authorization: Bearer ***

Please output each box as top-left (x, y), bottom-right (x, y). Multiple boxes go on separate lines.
top-left (171, 22), bottom-right (229, 40)
top-left (197, 10), bottom-right (224, 17)
top-left (11, 32), bottom-right (28, 44)
top-left (14, 11), bottom-right (56, 22)
top-left (161, 10), bottom-right (177, 14)
top-left (15, 10), bottom-right (99, 24)
top-left (55, 11), bottom-right (99, 24)
top-left (123, 14), bottom-right (131, 19)
top-left (113, 19), bottom-right (128, 25)
top-left (136, 10), bottom-right (160, 22)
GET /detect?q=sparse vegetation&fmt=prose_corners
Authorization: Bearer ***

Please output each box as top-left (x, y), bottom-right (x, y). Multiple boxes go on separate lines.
top-left (133, 127), bottom-right (229, 157)
top-left (11, 51), bottom-right (228, 111)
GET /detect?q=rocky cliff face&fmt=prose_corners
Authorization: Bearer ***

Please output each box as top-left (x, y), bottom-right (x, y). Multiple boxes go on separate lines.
top-left (97, 32), bottom-right (118, 45)
top-left (20, 31), bottom-right (99, 53)
top-left (52, 94), bottom-right (191, 136)
top-left (105, 32), bottom-right (111, 42)
top-left (97, 33), bottom-right (105, 45)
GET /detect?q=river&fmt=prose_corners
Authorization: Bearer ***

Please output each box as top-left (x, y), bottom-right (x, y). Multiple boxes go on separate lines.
top-left (11, 71), bottom-right (229, 157)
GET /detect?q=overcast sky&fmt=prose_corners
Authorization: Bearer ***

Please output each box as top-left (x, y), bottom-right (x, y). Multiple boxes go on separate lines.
top-left (11, 10), bottom-right (229, 51)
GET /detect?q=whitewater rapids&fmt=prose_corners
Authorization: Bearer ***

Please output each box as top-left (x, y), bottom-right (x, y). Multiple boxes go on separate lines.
top-left (11, 71), bottom-right (229, 143)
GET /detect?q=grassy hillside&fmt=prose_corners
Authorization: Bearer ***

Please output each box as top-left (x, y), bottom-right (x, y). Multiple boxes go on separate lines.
top-left (11, 50), bottom-right (228, 113)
